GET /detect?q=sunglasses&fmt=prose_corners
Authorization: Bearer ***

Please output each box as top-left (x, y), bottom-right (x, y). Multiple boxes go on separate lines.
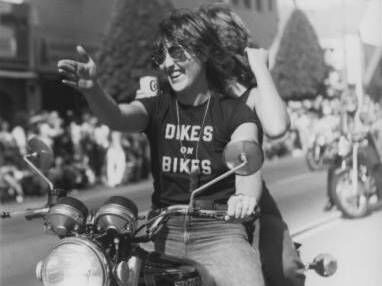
top-left (152, 44), bottom-right (188, 68)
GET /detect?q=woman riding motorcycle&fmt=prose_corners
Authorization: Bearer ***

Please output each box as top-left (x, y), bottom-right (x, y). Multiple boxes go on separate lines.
top-left (58, 9), bottom-right (264, 286)
top-left (136, 5), bottom-right (304, 286)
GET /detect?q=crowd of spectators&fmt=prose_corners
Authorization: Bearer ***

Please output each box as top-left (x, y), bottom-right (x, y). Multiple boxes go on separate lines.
top-left (1, 92), bottom-right (381, 204)
top-left (0, 110), bottom-right (150, 204)
top-left (263, 93), bottom-right (382, 160)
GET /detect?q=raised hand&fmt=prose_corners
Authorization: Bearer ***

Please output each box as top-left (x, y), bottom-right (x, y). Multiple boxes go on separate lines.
top-left (57, 45), bottom-right (97, 90)
top-left (245, 47), bottom-right (269, 70)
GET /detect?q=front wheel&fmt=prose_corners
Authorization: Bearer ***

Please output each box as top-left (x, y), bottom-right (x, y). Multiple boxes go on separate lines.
top-left (332, 169), bottom-right (369, 218)
top-left (306, 146), bottom-right (324, 171)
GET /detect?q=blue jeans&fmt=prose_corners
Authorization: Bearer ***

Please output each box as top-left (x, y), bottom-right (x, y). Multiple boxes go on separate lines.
top-left (154, 215), bottom-right (265, 286)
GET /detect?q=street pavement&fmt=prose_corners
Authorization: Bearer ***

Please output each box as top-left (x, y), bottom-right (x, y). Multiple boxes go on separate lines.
top-left (1, 155), bottom-right (381, 285)
top-left (298, 211), bottom-right (382, 286)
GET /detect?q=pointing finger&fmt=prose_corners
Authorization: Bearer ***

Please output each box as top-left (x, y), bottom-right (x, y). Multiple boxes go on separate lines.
top-left (57, 60), bottom-right (79, 72)
top-left (62, 79), bottom-right (78, 88)
top-left (59, 70), bottom-right (78, 81)
top-left (76, 45), bottom-right (91, 63)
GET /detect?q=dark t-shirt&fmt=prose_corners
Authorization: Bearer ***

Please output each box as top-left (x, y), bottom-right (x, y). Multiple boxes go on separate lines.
top-left (138, 91), bottom-right (259, 207)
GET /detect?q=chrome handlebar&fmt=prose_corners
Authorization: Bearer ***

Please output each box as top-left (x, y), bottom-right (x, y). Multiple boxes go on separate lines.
top-left (134, 204), bottom-right (260, 242)
top-left (1, 207), bottom-right (49, 220)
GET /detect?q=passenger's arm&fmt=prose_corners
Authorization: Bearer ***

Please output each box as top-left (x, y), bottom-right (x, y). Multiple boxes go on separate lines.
top-left (57, 46), bottom-right (148, 132)
top-left (246, 48), bottom-right (290, 139)
top-left (227, 122), bottom-right (263, 219)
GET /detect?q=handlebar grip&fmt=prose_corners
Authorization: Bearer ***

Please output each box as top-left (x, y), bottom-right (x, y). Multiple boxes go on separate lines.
top-left (194, 209), bottom-right (260, 222)
top-left (25, 212), bottom-right (45, 221)
top-left (1, 207), bottom-right (48, 219)
top-left (24, 207), bottom-right (49, 220)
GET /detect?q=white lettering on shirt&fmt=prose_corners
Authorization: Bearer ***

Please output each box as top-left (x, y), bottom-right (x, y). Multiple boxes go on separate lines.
top-left (165, 124), bottom-right (176, 139)
top-left (165, 124), bottom-right (213, 142)
top-left (161, 157), bottom-right (212, 175)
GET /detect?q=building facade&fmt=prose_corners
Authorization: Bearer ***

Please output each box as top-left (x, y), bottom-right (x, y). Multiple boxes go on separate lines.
top-left (0, 0), bottom-right (117, 122)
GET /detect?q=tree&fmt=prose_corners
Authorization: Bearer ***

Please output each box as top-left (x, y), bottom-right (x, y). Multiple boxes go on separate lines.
top-left (96, 0), bottom-right (174, 102)
top-left (366, 72), bottom-right (382, 103)
top-left (271, 9), bottom-right (329, 101)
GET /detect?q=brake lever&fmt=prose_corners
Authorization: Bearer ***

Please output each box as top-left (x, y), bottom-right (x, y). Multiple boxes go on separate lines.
top-left (133, 211), bottom-right (167, 240)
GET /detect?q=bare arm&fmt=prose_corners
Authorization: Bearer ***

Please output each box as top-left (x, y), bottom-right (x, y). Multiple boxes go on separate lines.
top-left (227, 122), bottom-right (263, 219)
top-left (246, 48), bottom-right (290, 139)
top-left (57, 46), bottom-right (148, 132)
top-left (83, 85), bottom-right (148, 132)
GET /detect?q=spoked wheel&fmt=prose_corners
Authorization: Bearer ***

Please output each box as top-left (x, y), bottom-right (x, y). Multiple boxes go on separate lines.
top-left (332, 169), bottom-right (369, 218)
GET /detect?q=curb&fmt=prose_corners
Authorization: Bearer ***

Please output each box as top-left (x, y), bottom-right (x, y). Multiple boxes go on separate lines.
top-left (291, 211), bottom-right (342, 240)
top-left (0, 179), bottom-right (153, 213)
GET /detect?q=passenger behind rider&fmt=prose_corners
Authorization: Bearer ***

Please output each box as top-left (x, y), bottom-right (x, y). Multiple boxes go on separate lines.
top-left (135, 5), bottom-right (306, 286)
top-left (58, 9), bottom-right (265, 286)
top-left (197, 5), bottom-right (306, 286)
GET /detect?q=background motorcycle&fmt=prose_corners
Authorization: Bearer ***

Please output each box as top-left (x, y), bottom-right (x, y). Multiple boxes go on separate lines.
top-left (1, 137), bottom-right (337, 286)
top-left (327, 130), bottom-right (381, 218)
top-left (306, 134), bottom-right (339, 171)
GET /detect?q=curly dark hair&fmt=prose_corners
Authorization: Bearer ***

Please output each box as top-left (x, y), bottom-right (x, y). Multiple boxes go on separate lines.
top-left (152, 9), bottom-right (237, 96)
top-left (198, 4), bottom-right (258, 88)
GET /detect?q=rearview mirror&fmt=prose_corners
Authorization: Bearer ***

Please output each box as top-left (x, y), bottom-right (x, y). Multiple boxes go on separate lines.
top-left (188, 140), bottom-right (263, 208)
top-left (309, 253), bottom-right (337, 277)
top-left (26, 137), bottom-right (54, 172)
top-left (223, 140), bottom-right (263, 175)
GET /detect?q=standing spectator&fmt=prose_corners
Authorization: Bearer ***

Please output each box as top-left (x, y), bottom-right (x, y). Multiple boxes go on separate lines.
top-left (93, 120), bottom-right (110, 182)
top-left (0, 165), bottom-right (24, 203)
top-left (294, 109), bottom-right (311, 152)
top-left (0, 119), bottom-right (25, 203)
top-left (0, 120), bottom-right (14, 146)
top-left (11, 113), bottom-right (28, 156)
top-left (36, 121), bottom-right (54, 148)
top-left (0, 119), bottom-right (19, 165)
top-left (106, 131), bottom-right (126, 187)
top-left (80, 112), bottom-right (94, 139)
top-left (48, 111), bottom-right (64, 137)
top-left (68, 112), bottom-right (83, 159)
top-left (11, 125), bottom-right (27, 156)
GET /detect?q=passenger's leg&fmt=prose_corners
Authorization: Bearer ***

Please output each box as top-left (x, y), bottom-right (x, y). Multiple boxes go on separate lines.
top-left (325, 162), bottom-right (337, 210)
top-left (259, 214), bottom-right (305, 286)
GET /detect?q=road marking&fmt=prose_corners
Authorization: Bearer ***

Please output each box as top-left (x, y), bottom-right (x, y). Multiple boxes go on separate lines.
top-left (268, 172), bottom-right (320, 188)
top-left (291, 211), bottom-right (342, 241)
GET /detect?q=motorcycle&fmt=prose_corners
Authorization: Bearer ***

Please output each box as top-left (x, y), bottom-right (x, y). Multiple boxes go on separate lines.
top-left (1, 137), bottom-right (337, 286)
top-left (327, 131), bottom-right (381, 218)
top-left (306, 134), bottom-right (339, 171)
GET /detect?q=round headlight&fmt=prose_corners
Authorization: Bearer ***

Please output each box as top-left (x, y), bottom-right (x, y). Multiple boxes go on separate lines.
top-left (40, 237), bottom-right (109, 286)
